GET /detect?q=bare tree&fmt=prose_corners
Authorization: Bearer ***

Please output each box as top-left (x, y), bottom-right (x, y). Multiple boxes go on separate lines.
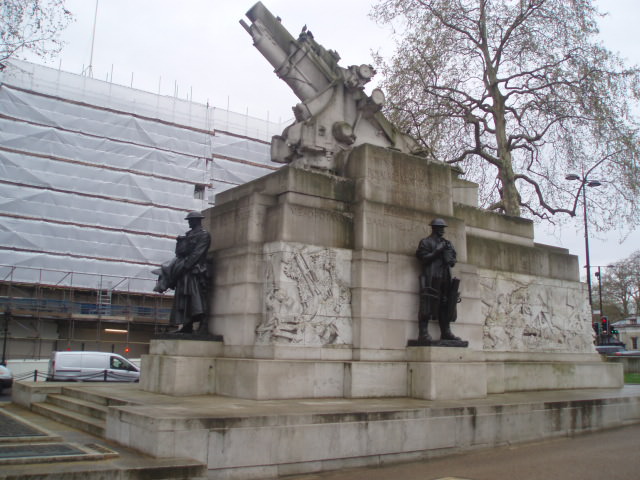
top-left (602, 251), bottom-right (640, 318)
top-left (1, 0), bottom-right (72, 65)
top-left (628, 251), bottom-right (640, 314)
top-left (371, 0), bottom-right (640, 227)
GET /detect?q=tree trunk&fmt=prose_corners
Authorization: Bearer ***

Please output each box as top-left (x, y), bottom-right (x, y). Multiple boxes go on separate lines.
top-left (494, 109), bottom-right (521, 217)
top-left (479, 3), bottom-right (521, 217)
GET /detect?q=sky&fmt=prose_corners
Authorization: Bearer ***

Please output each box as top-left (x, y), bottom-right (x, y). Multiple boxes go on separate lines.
top-left (20, 0), bottom-right (640, 272)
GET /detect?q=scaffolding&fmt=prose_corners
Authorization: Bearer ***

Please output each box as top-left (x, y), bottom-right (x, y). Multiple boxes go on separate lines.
top-left (0, 264), bottom-right (172, 362)
top-left (0, 60), bottom-right (288, 359)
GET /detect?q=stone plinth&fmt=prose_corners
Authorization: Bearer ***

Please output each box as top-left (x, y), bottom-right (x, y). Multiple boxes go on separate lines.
top-left (204, 144), bottom-right (597, 361)
top-left (140, 339), bottom-right (223, 396)
top-left (140, 144), bottom-right (621, 401)
top-left (140, 340), bottom-right (622, 401)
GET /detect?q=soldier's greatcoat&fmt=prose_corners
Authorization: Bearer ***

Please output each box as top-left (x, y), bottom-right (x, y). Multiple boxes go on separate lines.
top-left (416, 233), bottom-right (456, 323)
top-left (156, 225), bottom-right (211, 326)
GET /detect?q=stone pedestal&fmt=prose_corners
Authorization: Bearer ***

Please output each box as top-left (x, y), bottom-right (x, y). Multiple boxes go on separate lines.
top-left (140, 339), bottom-right (222, 396)
top-left (408, 347), bottom-right (487, 400)
top-left (140, 144), bottom-right (621, 401)
top-left (141, 340), bottom-right (622, 401)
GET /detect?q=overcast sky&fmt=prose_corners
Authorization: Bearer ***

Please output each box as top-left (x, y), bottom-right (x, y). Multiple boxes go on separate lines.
top-left (21, 0), bottom-right (640, 271)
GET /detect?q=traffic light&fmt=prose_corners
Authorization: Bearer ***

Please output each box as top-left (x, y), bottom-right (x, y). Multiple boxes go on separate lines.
top-left (593, 322), bottom-right (601, 335)
top-left (601, 316), bottom-right (608, 335)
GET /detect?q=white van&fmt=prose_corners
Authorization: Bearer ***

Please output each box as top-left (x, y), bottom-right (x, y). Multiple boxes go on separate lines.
top-left (48, 351), bottom-right (140, 382)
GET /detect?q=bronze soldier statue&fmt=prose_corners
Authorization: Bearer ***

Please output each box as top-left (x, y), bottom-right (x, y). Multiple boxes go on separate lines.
top-left (415, 218), bottom-right (467, 346)
top-left (153, 211), bottom-right (211, 334)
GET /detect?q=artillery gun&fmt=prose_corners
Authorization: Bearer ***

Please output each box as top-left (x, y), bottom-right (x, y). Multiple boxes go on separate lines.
top-left (240, 2), bottom-right (423, 172)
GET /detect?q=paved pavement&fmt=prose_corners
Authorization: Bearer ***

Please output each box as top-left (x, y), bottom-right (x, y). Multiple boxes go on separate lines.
top-left (287, 423), bottom-right (640, 480)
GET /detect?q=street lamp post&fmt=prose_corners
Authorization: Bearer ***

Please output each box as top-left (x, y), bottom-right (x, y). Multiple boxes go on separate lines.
top-left (596, 266), bottom-right (603, 315)
top-left (565, 174), bottom-right (602, 312)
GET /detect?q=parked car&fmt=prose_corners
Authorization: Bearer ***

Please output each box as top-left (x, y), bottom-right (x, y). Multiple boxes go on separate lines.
top-left (48, 351), bottom-right (139, 382)
top-left (0, 364), bottom-right (13, 392)
top-left (595, 345), bottom-right (627, 355)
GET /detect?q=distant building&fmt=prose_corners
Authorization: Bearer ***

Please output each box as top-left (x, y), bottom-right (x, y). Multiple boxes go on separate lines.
top-left (0, 59), bottom-right (285, 360)
top-left (611, 317), bottom-right (639, 350)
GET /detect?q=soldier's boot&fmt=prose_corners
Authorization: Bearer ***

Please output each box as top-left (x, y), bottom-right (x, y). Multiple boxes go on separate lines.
top-left (418, 319), bottom-right (432, 343)
top-left (196, 317), bottom-right (209, 335)
top-left (439, 320), bottom-right (461, 341)
top-left (178, 321), bottom-right (194, 334)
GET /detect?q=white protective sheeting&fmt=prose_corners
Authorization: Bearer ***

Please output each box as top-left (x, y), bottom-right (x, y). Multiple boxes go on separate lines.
top-left (0, 217), bottom-right (173, 264)
top-left (4, 59), bottom-right (289, 142)
top-left (0, 183), bottom-right (187, 236)
top-left (0, 60), bottom-right (285, 292)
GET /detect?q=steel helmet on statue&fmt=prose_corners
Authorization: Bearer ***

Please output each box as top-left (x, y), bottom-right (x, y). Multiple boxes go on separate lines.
top-left (430, 218), bottom-right (448, 227)
top-left (185, 211), bottom-right (205, 220)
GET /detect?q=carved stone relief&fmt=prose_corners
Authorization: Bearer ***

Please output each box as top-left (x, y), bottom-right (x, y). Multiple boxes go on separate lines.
top-left (256, 242), bottom-right (352, 345)
top-left (480, 271), bottom-right (595, 353)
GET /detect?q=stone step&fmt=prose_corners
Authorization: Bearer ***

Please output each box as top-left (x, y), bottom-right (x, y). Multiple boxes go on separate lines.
top-left (0, 455), bottom-right (207, 479)
top-left (60, 386), bottom-right (130, 407)
top-left (46, 393), bottom-right (108, 421)
top-left (32, 401), bottom-right (106, 438)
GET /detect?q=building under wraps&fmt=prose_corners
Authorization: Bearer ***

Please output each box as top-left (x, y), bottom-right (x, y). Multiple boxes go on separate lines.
top-left (0, 60), bottom-right (285, 360)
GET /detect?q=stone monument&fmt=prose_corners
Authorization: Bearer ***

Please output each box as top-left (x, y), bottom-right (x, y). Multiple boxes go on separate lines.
top-left (141, 1), bottom-right (620, 402)
top-left (74, 4), bottom-right (630, 478)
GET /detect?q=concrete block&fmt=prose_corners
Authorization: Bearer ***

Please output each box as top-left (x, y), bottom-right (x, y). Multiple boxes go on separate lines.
top-left (452, 177), bottom-right (479, 207)
top-left (267, 202), bottom-right (353, 248)
top-left (351, 348), bottom-right (408, 361)
top-left (486, 361), bottom-right (506, 393)
top-left (351, 316), bottom-right (410, 351)
top-left (501, 361), bottom-right (624, 391)
top-left (351, 253), bottom-right (391, 290)
top-left (215, 358), bottom-right (344, 399)
top-left (141, 354), bottom-right (216, 396)
top-left (221, 344), bottom-right (354, 361)
top-left (406, 346), bottom-right (485, 363)
top-left (454, 203), bottom-right (534, 240)
top-left (344, 362), bottom-right (408, 397)
top-left (211, 283), bottom-right (263, 316)
top-left (213, 248), bottom-right (264, 285)
top-left (346, 145), bottom-right (454, 215)
top-left (352, 201), bottom-right (466, 257)
top-left (351, 288), bottom-right (390, 319)
top-left (212, 313), bottom-right (261, 345)
top-left (409, 361), bottom-right (488, 400)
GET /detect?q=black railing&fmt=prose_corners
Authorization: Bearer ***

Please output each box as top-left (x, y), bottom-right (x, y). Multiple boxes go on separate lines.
top-left (14, 369), bottom-right (139, 383)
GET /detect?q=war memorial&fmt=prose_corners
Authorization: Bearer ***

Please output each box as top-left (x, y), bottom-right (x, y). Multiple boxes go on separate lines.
top-left (11, 3), bottom-right (640, 479)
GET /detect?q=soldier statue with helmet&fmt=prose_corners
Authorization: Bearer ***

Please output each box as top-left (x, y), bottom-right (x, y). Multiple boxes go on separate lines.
top-left (413, 218), bottom-right (467, 347)
top-left (153, 211), bottom-right (211, 335)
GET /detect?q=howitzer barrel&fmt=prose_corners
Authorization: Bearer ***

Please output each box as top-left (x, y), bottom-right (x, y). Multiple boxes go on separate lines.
top-left (241, 2), bottom-right (336, 102)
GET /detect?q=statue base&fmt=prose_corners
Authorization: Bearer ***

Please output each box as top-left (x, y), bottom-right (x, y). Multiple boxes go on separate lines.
top-left (407, 338), bottom-right (469, 348)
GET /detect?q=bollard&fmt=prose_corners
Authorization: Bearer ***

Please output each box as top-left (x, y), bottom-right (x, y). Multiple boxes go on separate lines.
top-left (103, 369), bottom-right (107, 381)
top-left (34, 369), bottom-right (38, 382)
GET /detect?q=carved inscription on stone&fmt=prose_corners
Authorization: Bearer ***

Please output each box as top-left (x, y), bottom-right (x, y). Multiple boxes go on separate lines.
top-left (366, 158), bottom-right (447, 194)
top-left (480, 271), bottom-right (594, 353)
top-left (256, 242), bottom-right (352, 345)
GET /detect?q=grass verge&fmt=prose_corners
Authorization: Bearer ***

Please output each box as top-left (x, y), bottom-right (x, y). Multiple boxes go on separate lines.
top-left (624, 373), bottom-right (640, 384)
